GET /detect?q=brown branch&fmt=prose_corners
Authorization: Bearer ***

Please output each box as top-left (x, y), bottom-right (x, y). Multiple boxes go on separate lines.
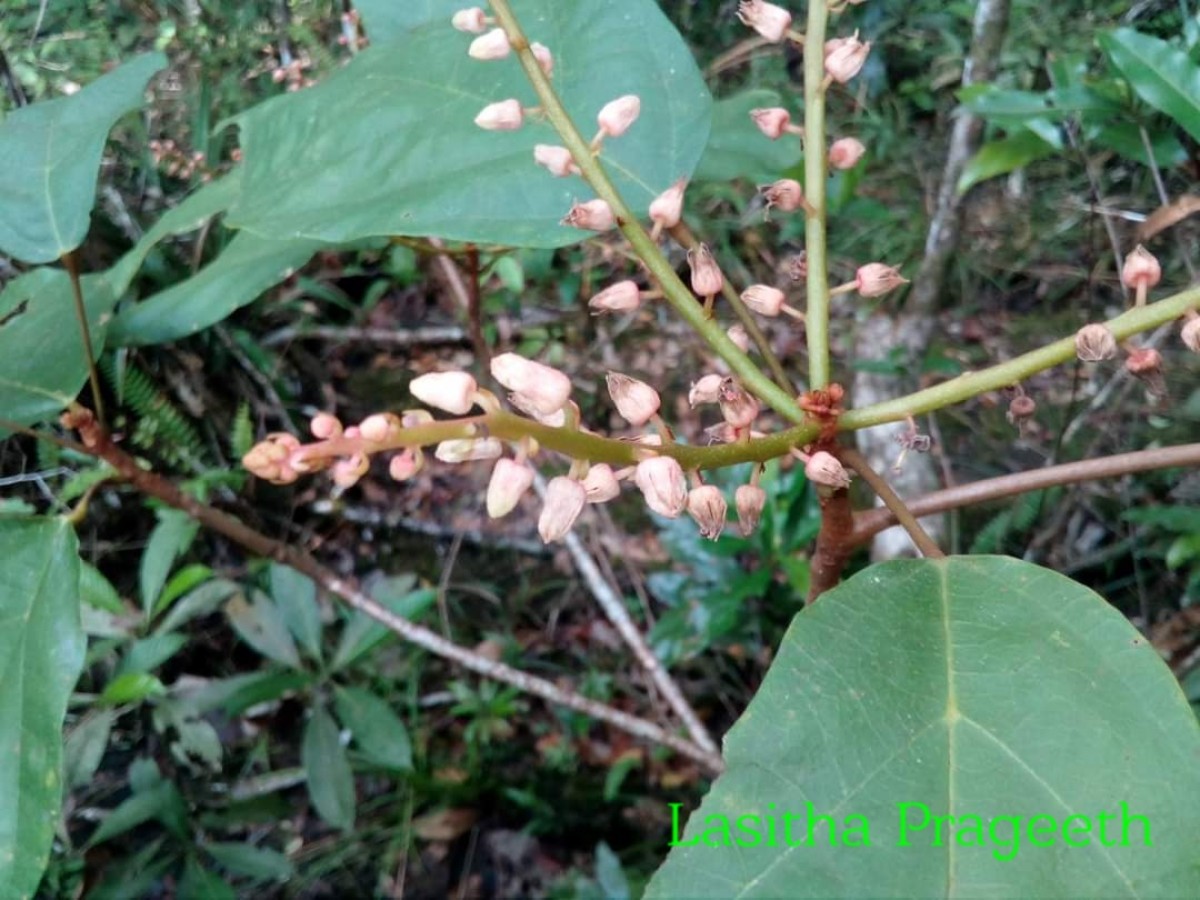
top-left (842, 448), bottom-right (945, 559)
top-left (61, 251), bottom-right (107, 428)
top-left (852, 443), bottom-right (1200, 545)
top-left (60, 408), bottom-right (724, 775)
top-left (808, 487), bottom-right (855, 602)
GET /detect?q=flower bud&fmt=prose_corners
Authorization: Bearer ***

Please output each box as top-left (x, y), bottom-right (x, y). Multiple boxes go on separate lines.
top-left (719, 377), bottom-right (759, 428)
top-left (736, 0), bottom-right (792, 43)
top-left (735, 484), bottom-right (766, 536)
top-left (1121, 244), bottom-right (1161, 290)
top-left (607, 372), bottom-right (661, 427)
top-left (1125, 347), bottom-right (1165, 396)
top-left (491, 353), bottom-right (572, 416)
top-left (1182, 317), bottom-right (1200, 354)
top-left (589, 280), bottom-right (642, 314)
top-left (1074, 324), bottom-right (1118, 362)
top-left (538, 476), bottom-right (587, 542)
top-left (410, 371), bottom-right (479, 415)
top-left (531, 42), bottom-right (554, 77)
top-left (726, 324), bottom-right (750, 352)
top-left (649, 178), bottom-right (687, 229)
top-left (474, 98), bottom-right (524, 131)
top-left (534, 144), bottom-right (579, 177)
top-left (597, 94), bottom-right (641, 138)
top-left (451, 7), bottom-right (487, 33)
top-left (244, 433), bottom-right (304, 483)
top-left (562, 198), bottom-right (616, 231)
top-left (688, 244), bottom-right (724, 296)
top-left (331, 452), bottom-right (369, 488)
top-left (310, 412), bottom-right (343, 439)
top-left (468, 28), bottom-right (510, 60)
top-left (741, 284), bottom-right (785, 317)
top-left (805, 451), bottom-right (852, 490)
top-left (359, 412), bottom-right (402, 443)
top-left (824, 32), bottom-right (870, 84)
top-left (828, 137), bottom-right (865, 170)
top-left (635, 457), bottom-right (688, 518)
top-left (687, 485), bottom-right (728, 540)
top-left (388, 448), bottom-right (423, 481)
top-left (856, 263), bottom-right (908, 297)
top-left (688, 374), bottom-right (724, 407)
top-left (434, 437), bottom-right (503, 463)
top-left (487, 458), bottom-right (535, 518)
top-left (582, 464), bottom-right (621, 503)
top-left (1006, 395), bottom-right (1036, 426)
top-left (762, 179), bottom-right (803, 212)
top-left (787, 252), bottom-right (808, 281)
top-left (750, 107), bottom-right (792, 140)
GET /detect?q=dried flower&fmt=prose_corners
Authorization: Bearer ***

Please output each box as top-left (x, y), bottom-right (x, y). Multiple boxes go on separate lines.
top-left (741, 284), bottom-right (786, 317)
top-left (582, 464), bottom-right (621, 503)
top-left (762, 179), bottom-right (804, 213)
top-left (1121, 244), bottom-right (1161, 291)
top-left (607, 372), bottom-right (661, 427)
top-left (468, 28), bottom-right (511, 60)
top-left (689, 374), bottom-right (724, 407)
top-left (719, 377), bottom-right (759, 428)
top-left (828, 137), bottom-right (865, 170)
top-left (435, 437), bottom-right (504, 463)
top-left (562, 198), bottom-right (616, 231)
top-left (1182, 317), bottom-right (1200, 354)
top-left (735, 484), bottom-right (766, 536)
top-left (597, 94), bottom-right (641, 138)
top-left (1125, 347), bottom-right (1166, 396)
top-left (635, 457), bottom-right (688, 518)
top-left (533, 144), bottom-right (579, 177)
top-left (824, 32), bottom-right (870, 83)
top-left (787, 252), bottom-right (808, 281)
top-left (1074, 324), bottom-right (1118, 362)
top-left (1006, 395), bottom-right (1037, 426)
top-left (804, 451), bottom-right (852, 490)
top-left (491, 353), bottom-right (572, 416)
top-left (688, 244), bottom-right (724, 296)
top-left (410, 371), bottom-right (479, 415)
top-left (649, 178), bottom-right (687, 229)
top-left (589, 280), bottom-right (642, 314)
top-left (474, 98), bottom-right (524, 131)
top-left (750, 107), bottom-right (792, 140)
top-left (487, 458), bottom-right (535, 518)
top-left (538, 476), bottom-right (587, 542)
top-left (531, 42), bottom-right (553, 77)
top-left (451, 7), bottom-right (487, 33)
top-left (737, 0), bottom-right (792, 43)
top-left (687, 485), bottom-right (728, 540)
top-left (856, 263), bottom-right (908, 297)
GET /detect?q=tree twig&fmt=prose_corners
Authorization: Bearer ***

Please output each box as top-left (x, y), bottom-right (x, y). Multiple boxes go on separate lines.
top-left (61, 251), bottom-right (106, 429)
top-left (842, 447), bottom-right (945, 559)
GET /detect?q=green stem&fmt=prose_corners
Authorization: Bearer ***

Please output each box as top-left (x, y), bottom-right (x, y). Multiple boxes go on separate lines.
top-left (488, 0), bottom-right (806, 425)
top-left (803, 0), bottom-right (831, 389)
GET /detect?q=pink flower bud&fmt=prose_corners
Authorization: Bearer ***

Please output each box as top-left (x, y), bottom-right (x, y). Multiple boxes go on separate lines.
top-left (468, 28), bottom-right (510, 60)
top-left (359, 413), bottom-right (402, 443)
top-left (507, 391), bottom-right (567, 427)
top-left (634, 457), bottom-right (688, 518)
top-left (538, 476), bottom-right (587, 542)
top-left (1182, 317), bottom-right (1200, 354)
top-left (1074, 324), bottom-right (1118, 362)
top-left (434, 437), bottom-right (503, 463)
top-left (1007, 395), bottom-right (1036, 426)
top-left (487, 458), bottom-right (534, 518)
top-left (607, 372), bottom-right (661, 427)
top-left (331, 452), bottom-right (369, 488)
top-left (735, 484), bottom-right (766, 536)
top-left (562, 199), bottom-right (616, 231)
top-left (719, 377), bottom-right (759, 428)
top-left (687, 485), bottom-right (728, 540)
top-left (741, 284), bottom-right (785, 317)
top-left (750, 107), bottom-right (791, 140)
top-left (805, 451), bottom-right (852, 490)
top-left (828, 137), bottom-right (865, 170)
top-left (244, 433), bottom-right (304, 483)
top-left (451, 7), bottom-right (487, 33)
top-left (388, 448), bottom-right (423, 481)
top-left (310, 412), bottom-right (344, 439)
top-left (589, 280), bottom-right (642, 314)
top-left (726, 324), bottom-right (750, 353)
top-left (534, 144), bottom-right (579, 177)
top-left (824, 33), bottom-right (870, 84)
top-left (531, 42), bottom-right (554, 77)
top-left (1121, 244), bottom-right (1161, 290)
top-left (582, 464), bottom-right (621, 503)
top-left (474, 98), bottom-right (524, 131)
top-left (856, 263), bottom-right (908, 297)
top-left (688, 244), bottom-right (724, 296)
top-left (410, 371), bottom-right (479, 415)
top-left (688, 374), bottom-right (724, 407)
top-left (736, 0), bottom-right (792, 43)
top-left (491, 353), bottom-right (572, 416)
top-left (597, 94), bottom-right (641, 138)
top-left (1125, 347), bottom-right (1165, 395)
top-left (762, 179), bottom-right (804, 212)
top-left (649, 178), bottom-right (687, 229)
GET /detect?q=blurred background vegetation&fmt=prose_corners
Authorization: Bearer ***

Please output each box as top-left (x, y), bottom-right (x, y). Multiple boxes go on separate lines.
top-left (2, 0), bottom-right (1198, 896)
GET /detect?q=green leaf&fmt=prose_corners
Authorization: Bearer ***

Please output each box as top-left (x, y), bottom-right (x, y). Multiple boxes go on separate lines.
top-left (101, 672), bottom-right (167, 705)
top-left (140, 508), bottom-right (200, 619)
top-left (331, 581), bottom-right (435, 671)
top-left (64, 709), bottom-right (116, 790)
top-left (205, 841), bottom-right (295, 882)
top-left (647, 557), bottom-right (1200, 898)
top-left (957, 130), bottom-right (1056, 195)
top-left (302, 705), bottom-right (356, 831)
top-left (225, 591), bottom-right (303, 670)
top-left (0, 518), bottom-right (84, 899)
top-left (695, 90), bottom-right (803, 183)
top-left (88, 778), bottom-right (189, 846)
top-left (178, 857), bottom-right (236, 900)
top-left (333, 686), bottom-right (413, 771)
top-left (155, 578), bottom-right (241, 634)
top-left (269, 563), bottom-right (323, 662)
top-left (1091, 123), bottom-right (1187, 168)
top-left (353, 0), bottom-right (450, 41)
top-left (80, 561), bottom-right (125, 614)
top-left (152, 563), bottom-right (215, 618)
top-left (0, 52), bottom-right (166, 263)
top-left (595, 841), bottom-right (631, 900)
top-left (118, 633), bottom-right (189, 676)
top-left (173, 670), bottom-right (311, 718)
top-left (0, 269), bottom-right (117, 435)
top-left (1100, 28), bottom-right (1200, 143)
top-left (107, 231), bottom-right (327, 346)
top-left (227, 0), bottom-right (710, 249)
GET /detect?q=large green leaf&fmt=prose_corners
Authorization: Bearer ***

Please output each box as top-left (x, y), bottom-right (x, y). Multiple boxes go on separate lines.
top-left (957, 130), bottom-right (1056, 195)
top-left (353, 0), bottom-right (451, 42)
top-left (226, 0), bottom-right (710, 248)
top-left (302, 705), bottom-right (356, 832)
top-left (694, 89), bottom-right (803, 183)
top-left (0, 268), bottom-right (116, 435)
top-left (333, 685), bottom-right (413, 771)
top-left (647, 557), bottom-right (1200, 898)
top-left (1100, 28), bottom-right (1200, 143)
top-left (0, 518), bottom-right (85, 899)
top-left (0, 53), bottom-right (166, 263)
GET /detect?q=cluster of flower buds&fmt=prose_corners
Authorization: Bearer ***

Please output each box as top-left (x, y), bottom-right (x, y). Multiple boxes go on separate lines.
top-left (337, 10), bottom-right (367, 50)
top-left (266, 48), bottom-right (316, 92)
top-left (148, 139), bottom-right (210, 182)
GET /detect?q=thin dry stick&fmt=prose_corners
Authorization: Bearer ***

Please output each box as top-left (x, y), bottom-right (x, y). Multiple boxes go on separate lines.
top-left (841, 448), bottom-right (945, 559)
top-left (534, 475), bottom-right (719, 757)
top-left (61, 251), bottom-right (107, 428)
top-left (851, 443), bottom-right (1200, 545)
top-left (61, 409), bottom-right (724, 774)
